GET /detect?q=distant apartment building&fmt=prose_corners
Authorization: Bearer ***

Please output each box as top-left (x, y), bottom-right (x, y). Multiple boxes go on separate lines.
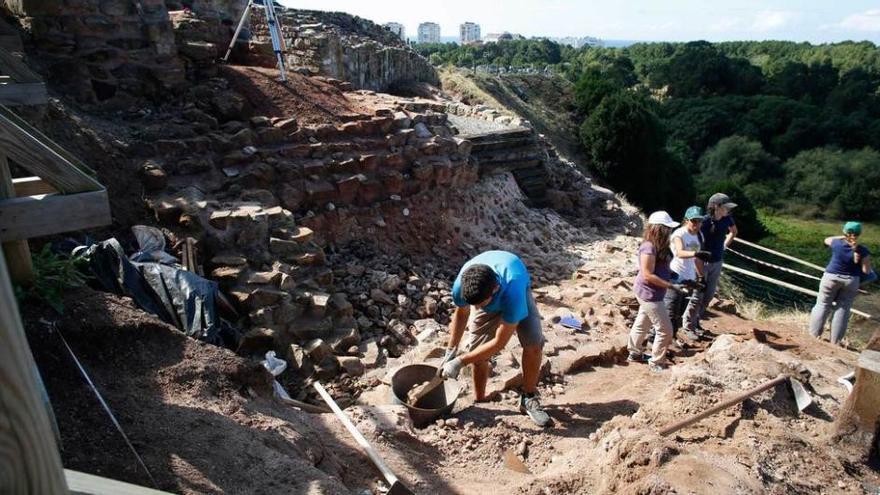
top-left (417, 22), bottom-right (441, 44)
top-left (459, 22), bottom-right (481, 44)
top-left (553, 36), bottom-right (604, 48)
top-left (384, 22), bottom-right (406, 41)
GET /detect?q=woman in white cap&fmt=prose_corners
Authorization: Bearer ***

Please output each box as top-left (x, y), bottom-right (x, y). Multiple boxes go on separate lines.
top-left (698, 193), bottom-right (738, 328)
top-left (809, 221), bottom-right (872, 345)
top-left (627, 211), bottom-right (688, 372)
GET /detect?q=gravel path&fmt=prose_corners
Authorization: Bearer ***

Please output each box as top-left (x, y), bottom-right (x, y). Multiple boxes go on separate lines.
top-left (448, 114), bottom-right (512, 136)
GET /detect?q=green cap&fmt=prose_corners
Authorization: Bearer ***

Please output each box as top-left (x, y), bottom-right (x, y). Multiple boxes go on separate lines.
top-left (843, 221), bottom-right (862, 235)
top-left (684, 206), bottom-right (704, 220)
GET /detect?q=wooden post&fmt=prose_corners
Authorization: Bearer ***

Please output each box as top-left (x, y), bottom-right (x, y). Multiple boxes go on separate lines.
top-left (0, 154), bottom-right (34, 284)
top-left (833, 330), bottom-right (880, 456)
top-left (0, 245), bottom-right (68, 493)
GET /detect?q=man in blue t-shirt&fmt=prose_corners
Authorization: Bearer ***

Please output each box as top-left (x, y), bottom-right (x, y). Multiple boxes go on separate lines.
top-left (697, 193), bottom-right (738, 329)
top-left (438, 250), bottom-right (550, 427)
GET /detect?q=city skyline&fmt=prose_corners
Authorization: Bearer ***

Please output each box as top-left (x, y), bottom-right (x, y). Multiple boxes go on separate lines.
top-left (279, 0), bottom-right (880, 43)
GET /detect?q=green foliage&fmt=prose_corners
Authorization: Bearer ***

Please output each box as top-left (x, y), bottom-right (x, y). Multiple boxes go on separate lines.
top-left (579, 90), bottom-right (694, 213)
top-left (416, 39), bottom-right (562, 69)
top-left (646, 41), bottom-right (765, 97)
top-left (17, 245), bottom-right (89, 313)
top-left (697, 136), bottom-right (782, 199)
top-left (572, 68), bottom-right (621, 114)
top-left (782, 147), bottom-right (880, 220)
top-left (758, 211), bottom-right (880, 266)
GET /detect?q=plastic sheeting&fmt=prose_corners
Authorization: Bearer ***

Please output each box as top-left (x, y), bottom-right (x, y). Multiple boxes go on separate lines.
top-left (77, 228), bottom-right (239, 347)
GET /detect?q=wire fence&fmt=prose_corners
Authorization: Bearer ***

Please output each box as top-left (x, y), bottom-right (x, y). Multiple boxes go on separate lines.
top-left (721, 238), bottom-right (875, 318)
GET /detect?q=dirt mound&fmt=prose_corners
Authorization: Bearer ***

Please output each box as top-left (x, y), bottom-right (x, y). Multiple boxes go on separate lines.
top-left (221, 65), bottom-right (371, 124)
top-left (23, 288), bottom-right (382, 494)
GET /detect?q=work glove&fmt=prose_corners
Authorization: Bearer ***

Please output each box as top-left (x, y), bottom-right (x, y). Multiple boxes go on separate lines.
top-left (441, 357), bottom-right (464, 380)
top-left (695, 250), bottom-right (712, 262)
top-left (436, 348), bottom-right (458, 376)
top-left (683, 279), bottom-right (706, 292)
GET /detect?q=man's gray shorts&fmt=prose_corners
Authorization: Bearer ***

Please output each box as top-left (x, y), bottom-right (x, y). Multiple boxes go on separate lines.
top-left (467, 293), bottom-right (544, 352)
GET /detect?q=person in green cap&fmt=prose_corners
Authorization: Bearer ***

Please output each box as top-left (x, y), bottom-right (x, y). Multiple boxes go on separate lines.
top-left (665, 206), bottom-right (712, 342)
top-left (808, 221), bottom-right (872, 345)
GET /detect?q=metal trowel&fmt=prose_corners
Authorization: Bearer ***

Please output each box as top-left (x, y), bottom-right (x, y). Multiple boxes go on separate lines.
top-left (789, 376), bottom-right (812, 412)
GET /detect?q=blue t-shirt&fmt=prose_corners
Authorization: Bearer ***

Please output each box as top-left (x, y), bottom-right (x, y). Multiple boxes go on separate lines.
top-left (452, 251), bottom-right (530, 324)
top-left (700, 215), bottom-right (736, 263)
top-left (826, 239), bottom-right (870, 277)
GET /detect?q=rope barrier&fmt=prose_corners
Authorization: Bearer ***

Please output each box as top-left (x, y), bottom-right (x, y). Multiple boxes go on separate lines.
top-left (733, 238), bottom-right (826, 272)
top-left (727, 247), bottom-right (869, 295)
top-left (722, 263), bottom-right (872, 319)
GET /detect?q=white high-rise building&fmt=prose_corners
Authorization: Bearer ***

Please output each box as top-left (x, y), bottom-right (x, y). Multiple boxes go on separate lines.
top-left (384, 22), bottom-right (405, 41)
top-left (417, 22), bottom-right (441, 44)
top-left (459, 22), bottom-right (481, 44)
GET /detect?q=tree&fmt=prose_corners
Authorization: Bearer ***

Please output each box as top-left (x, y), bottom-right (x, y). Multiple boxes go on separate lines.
top-left (697, 136), bottom-right (782, 201)
top-left (580, 90), bottom-right (693, 212)
top-left (573, 68), bottom-right (620, 114)
top-left (782, 147), bottom-right (880, 219)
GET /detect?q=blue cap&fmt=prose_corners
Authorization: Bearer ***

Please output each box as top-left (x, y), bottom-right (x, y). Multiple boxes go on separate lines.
top-left (684, 206), bottom-right (704, 220)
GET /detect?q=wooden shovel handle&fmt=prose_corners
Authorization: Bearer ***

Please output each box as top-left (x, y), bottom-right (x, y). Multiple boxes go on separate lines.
top-left (659, 374), bottom-right (789, 436)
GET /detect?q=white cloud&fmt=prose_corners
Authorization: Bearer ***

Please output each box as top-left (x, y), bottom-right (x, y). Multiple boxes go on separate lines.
top-left (838, 9), bottom-right (880, 31)
top-left (752, 10), bottom-right (796, 31)
top-left (709, 18), bottom-right (742, 33)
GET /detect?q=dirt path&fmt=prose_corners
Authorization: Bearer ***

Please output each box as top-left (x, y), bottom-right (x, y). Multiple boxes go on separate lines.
top-left (357, 302), bottom-right (877, 494)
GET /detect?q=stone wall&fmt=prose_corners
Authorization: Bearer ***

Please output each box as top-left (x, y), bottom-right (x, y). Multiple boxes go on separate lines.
top-left (248, 9), bottom-right (439, 92)
top-left (3, 0), bottom-right (188, 101)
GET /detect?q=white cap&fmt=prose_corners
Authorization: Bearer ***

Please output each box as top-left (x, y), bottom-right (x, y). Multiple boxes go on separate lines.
top-left (647, 210), bottom-right (679, 228)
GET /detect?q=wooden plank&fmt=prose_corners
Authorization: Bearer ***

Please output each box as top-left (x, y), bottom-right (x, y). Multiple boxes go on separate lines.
top-left (722, 263), bottom-right (873, 319)
top-left (0, 189), bottom-right (111, 242)
top-left (858, 349), bottom-right (880, 375)
top-left (0, 81), bottom-right (47, 106)
top-left (12, 176), bottom-right (57, 196)
top-left (733, 238), bottom-right (826, 272)
top-left (0, 154), bottom-right (32, 283)
top-left (0, 104), bottom-right (101, 194)
top-left (66, 470), bottom-right (173, 495)
top-left (0, 247), bottom-right (69, 494)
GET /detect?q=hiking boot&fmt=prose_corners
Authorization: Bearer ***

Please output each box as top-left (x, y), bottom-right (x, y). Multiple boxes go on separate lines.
top-left (681, 329), bottom-right (701, 341)
top-left (648, 362), bottom-right (668, 373)
top-left (519, 393), bottom-right (551, 427)
top-left (627, 351), bottom-right (646, 363)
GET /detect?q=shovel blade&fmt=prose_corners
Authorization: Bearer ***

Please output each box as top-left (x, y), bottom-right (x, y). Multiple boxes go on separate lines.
top-left (387, 480), bottom-right (415, 495)
top-left (789, 378), bottom-right (812, 412)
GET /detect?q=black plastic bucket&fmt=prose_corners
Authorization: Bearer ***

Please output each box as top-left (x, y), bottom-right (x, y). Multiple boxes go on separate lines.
top-left (390, 364), bottom-right (461, 428)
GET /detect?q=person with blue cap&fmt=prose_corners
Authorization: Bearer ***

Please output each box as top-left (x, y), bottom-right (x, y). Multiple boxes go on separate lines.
top-left (809, 222), bottom-right (873, 345)
top-left (665, 206), bottom-right (712, 342)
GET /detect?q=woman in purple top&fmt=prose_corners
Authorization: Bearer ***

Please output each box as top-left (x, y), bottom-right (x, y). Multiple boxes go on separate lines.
top-left (808, 221), bottom-right (872, 345)
top-left (627, 211), bottom-right (689, 372)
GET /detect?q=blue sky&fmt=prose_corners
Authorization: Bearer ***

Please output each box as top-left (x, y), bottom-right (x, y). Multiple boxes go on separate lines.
top-left (278, 0), bottom-right (880, 43)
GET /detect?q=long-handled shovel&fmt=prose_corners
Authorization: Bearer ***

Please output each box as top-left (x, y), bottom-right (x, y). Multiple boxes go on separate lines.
top-left (313, 381), bottom-right (415, 495)
top-left (659, 374), bottom-right (812, 436)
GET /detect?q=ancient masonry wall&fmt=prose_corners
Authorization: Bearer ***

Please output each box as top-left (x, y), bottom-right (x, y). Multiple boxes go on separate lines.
top-left (249, 9), bottom-right (439, 92)
top-left (143, 91), bottom-right (475, 364)
top-left (2, 0), bottom-right (186, 100)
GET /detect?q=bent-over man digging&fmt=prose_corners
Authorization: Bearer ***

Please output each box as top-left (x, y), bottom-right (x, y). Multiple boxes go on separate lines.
top-left (437, 250), bottom-right (550, 427)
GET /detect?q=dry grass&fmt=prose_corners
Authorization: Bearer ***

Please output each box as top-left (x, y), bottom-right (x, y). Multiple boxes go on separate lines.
top-left (438, 67), bottom-right (507, 111)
